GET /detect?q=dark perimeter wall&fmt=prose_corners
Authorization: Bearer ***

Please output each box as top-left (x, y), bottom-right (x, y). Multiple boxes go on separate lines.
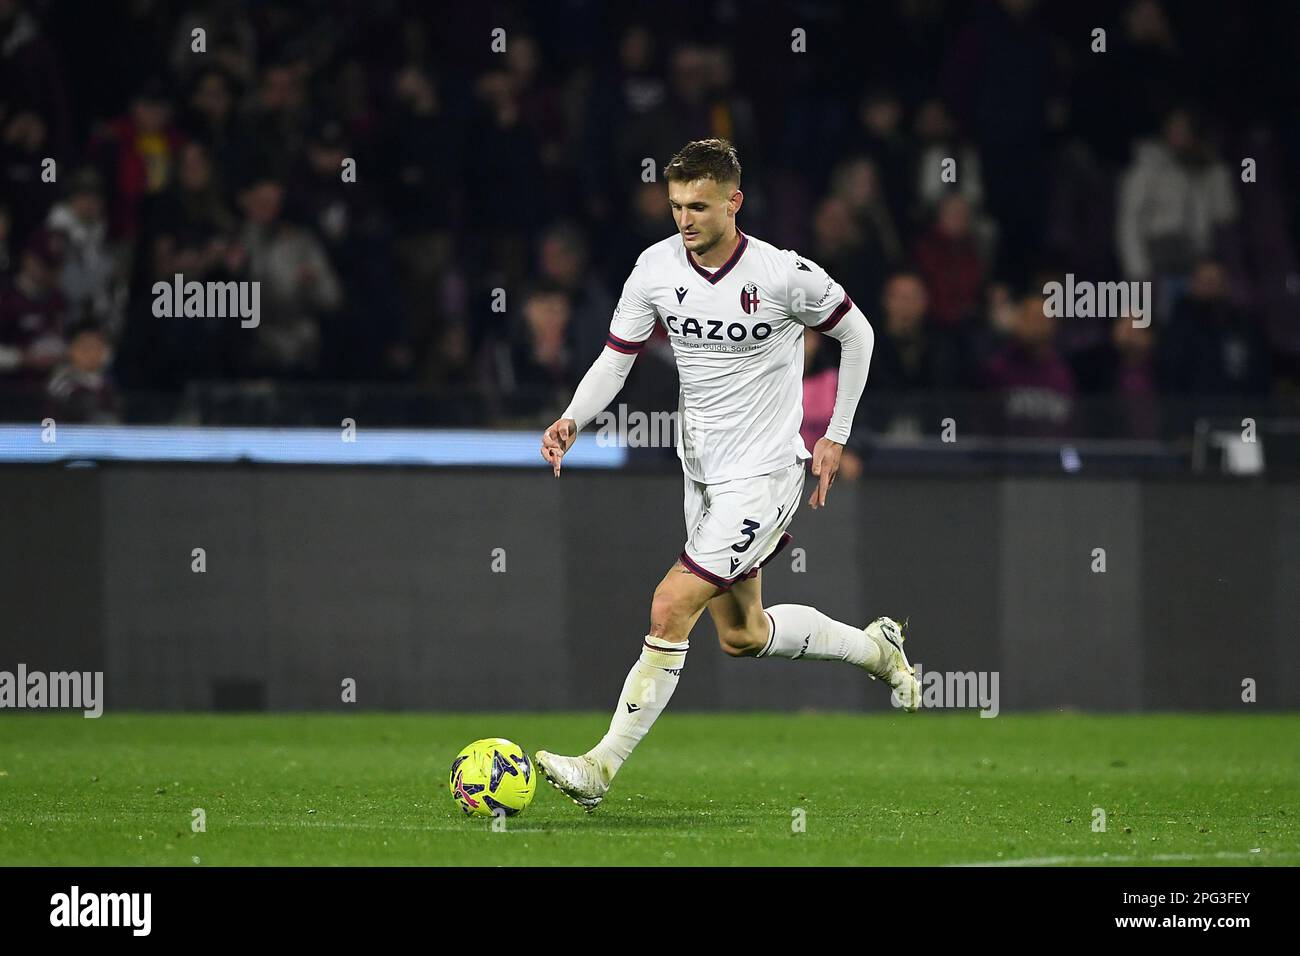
top-left (1, 466), bottom-right (1296, 712)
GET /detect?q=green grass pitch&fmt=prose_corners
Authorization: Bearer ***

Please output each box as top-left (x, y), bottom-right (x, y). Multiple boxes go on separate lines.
top-left (0, 712), bottom-right (1295, 866)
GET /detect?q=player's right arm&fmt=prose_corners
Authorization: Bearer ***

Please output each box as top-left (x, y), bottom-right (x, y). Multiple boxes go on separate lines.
top-left (541, 257), bottom-right (657, 476)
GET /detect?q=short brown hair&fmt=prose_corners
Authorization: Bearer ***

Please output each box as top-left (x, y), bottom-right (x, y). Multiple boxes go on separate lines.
top-left (664, 138), bottom-right (742, 186)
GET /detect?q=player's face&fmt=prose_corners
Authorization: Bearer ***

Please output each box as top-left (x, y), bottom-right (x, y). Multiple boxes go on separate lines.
top-left (668, 178), bottom-right (741, 256)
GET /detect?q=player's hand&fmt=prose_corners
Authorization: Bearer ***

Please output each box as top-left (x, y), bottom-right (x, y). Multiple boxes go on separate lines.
top-left (541, 417), bottom-right (577, 477)
top-left (808, 437), bottom-right (844, 509)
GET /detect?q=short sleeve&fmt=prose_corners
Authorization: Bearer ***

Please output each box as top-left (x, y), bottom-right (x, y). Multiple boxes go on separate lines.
top-left (606, 257), bottom-right (658, 354)
top-left (784, 250), bottom-right (854, 332)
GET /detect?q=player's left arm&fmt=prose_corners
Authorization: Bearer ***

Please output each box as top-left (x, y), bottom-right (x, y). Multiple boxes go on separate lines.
top-left (786, 253), bottom-right (875, 509)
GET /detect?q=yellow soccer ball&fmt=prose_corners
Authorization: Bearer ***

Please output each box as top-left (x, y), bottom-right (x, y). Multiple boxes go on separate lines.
top-left (449, 738), bottom-right (536, 818)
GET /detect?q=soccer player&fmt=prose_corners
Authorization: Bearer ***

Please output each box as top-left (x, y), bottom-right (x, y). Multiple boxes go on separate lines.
top-left (535, 139), bottom-right (919, 810)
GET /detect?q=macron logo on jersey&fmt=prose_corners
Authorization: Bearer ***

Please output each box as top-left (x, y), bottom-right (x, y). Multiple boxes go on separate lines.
top-left (675, 286), bottom-right (688, 303)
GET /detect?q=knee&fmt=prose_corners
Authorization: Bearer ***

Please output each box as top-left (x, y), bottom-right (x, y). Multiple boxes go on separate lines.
top-left (649, 588), bottom-right (693, 641)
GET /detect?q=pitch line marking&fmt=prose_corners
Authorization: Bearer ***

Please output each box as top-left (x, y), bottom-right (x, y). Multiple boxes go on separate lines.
top-left (950, 849), bottom-right (1298, 867)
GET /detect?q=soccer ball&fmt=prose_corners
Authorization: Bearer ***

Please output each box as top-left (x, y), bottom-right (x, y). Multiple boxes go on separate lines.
top-left (449, 738), bottom-right (536, 818)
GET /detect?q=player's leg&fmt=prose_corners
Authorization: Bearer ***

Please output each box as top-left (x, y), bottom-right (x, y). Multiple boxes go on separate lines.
top-left (535, 560), bottom-right (718, 810)
top-left (707, 570), bottom-right (768, 656)
top-left (703, 458), bottom-right (921, 705)
top-left (701, 461), bottom-right (878, 662)
top-left (709, 568), bottom-right (921, 709)
top-left (707, 567), bottom-right (877, 663)
top-left (587, 559), bottom-right (715, 765)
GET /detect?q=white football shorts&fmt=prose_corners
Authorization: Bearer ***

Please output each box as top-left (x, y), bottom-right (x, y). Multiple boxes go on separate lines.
top-left (679, 457), bottom-right (805, 589)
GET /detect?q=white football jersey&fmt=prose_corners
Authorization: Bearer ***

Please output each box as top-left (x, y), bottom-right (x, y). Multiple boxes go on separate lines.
top-left (607, 229), bottom-right (855, 483)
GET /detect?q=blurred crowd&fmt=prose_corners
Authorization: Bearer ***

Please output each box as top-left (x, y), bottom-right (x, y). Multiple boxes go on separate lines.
top-left (0, 0), bottom-right (1297, 434)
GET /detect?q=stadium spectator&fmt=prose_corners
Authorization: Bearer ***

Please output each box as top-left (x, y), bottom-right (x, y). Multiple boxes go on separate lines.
top-left (179, 67), bottom-right (241, 178)
top-left (45, 167), bottom-right (120, 334)
top-left (940, 0), bottom-right (1055, 282)
top-left (382, 63), bottom-right (464, 375)
top-left (506, 283), bottom-right (575, 414)
top-left (115, 141), bottom-right (243, 388)
top-left (232, 56), bottom-right (311, 183)
top-left (1044, 142), bottom-right (1117, 288)
top-left (88, 78), bottom-right (186, 240)
top-left (863, 271), bottom-right (961, 436)
top-left (142, 141), bottom-right (237, 283)
top-left (0, 227), bottom-right (68, 381)
top-left (843, 88), bottom-right (913, 235)
top-left (466, 67), bottom-right (546, 279)
top-left (382, 64), bottom-right (461, 240)
top-left (913, 98), bottom-right (993, 258)
top-left (167, 6), bottom-right (256, 88)
top-left (1117, 108), bottom-right (1239, 318)
top-left (535, 222), bottom-right (614, 366)
top-left (1160, 259), bottom-right (1270, 396)
top-left (912, 193), bottom-right (985, 329)
top-left (1071, 316), bottom-right (1160, 438)
top-left (809, 197), bottom-right (875, 309)
top-left (580, 24), bottom-right (667, 225)
top-left (0, 106), bottom-right (52, 246)
top-left (961, 280), bottom-right (1022, 387)
top-left (44, 321), bottom-right (119, 424)
top-left (869, 273), bottom-right (959, 395)
top-left (0, 0), bottom-right (72, 157)
top-left (617, 44), bottom-right (761, 227)
top-left (237, 173), bottom-right (341, 376)
top-left (1070, 0), bottom-right (1187, 168)
top-left (504, 34), bottom-right (567, 175)
top-left (827, 157), bottom-right (902, 307)
top-left (291, 118), bottom-right (407, 379)
top-left (983, 293), bottom-right (1076, 436)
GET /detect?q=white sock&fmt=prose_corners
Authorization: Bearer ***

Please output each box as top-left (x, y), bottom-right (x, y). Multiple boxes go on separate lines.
top-left (757, 604), bottom-right (881, 670)
top-left (588, 635), bottom-right (687, 777)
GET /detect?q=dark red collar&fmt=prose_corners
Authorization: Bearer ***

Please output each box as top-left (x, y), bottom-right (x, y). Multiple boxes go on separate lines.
top-left (686, 229), bottom-right (747, 284)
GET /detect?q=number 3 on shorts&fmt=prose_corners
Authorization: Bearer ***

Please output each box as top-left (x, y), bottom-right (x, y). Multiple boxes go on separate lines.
top-left (732, 518), bottom-right (761, 553)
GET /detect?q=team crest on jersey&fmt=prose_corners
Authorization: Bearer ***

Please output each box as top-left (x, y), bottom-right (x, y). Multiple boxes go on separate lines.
top-left (740, 282), bottom-right (761, 314)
